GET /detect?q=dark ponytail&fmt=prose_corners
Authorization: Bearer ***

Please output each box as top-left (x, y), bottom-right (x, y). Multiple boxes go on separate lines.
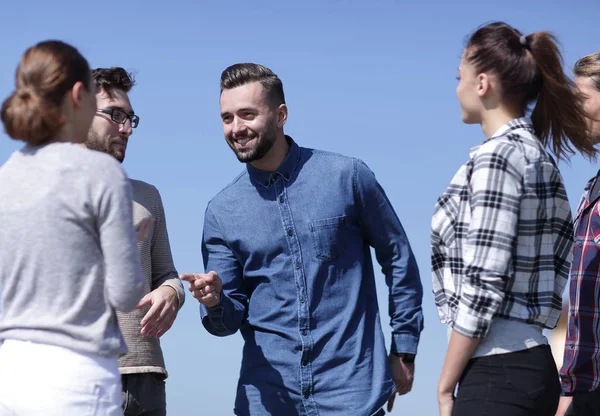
top-left (466, 22), bottom-right (595, 161)
top-left (527, 32), bottom-right (595, 160)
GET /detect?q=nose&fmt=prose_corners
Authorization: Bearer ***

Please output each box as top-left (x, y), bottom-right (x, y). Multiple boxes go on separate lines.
top-left (119, 118), bottom-right (133, 138)
top-left (232, 116), bottom-right (246, 135)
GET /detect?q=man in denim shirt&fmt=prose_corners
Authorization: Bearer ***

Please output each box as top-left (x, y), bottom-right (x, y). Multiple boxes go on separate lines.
top-left (182, 64), bottom-right (423, 416)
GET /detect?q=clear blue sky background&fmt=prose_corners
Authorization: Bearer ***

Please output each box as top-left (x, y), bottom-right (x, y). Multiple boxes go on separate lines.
top-left (1, 0), bottom-right (598, 414)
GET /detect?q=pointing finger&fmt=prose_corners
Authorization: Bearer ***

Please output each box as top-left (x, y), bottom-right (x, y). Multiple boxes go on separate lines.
top-left (180, 273), bottom-right (200, 283)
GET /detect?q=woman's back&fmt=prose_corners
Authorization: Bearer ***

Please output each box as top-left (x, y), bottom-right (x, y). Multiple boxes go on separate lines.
top-left (0, 142), bottom-right (144, 357)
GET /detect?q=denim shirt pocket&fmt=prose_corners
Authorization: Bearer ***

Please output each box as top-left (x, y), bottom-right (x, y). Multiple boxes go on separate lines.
top-left (309, 216), bottom-right (348, 261)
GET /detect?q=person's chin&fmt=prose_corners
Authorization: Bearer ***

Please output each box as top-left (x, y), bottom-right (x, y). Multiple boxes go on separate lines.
top-left (461, 112), bottom-right (479, 125)
top-left (111, 150), bottom-right (125, 163)
top-left (235, 151), bottom-right (256, 163)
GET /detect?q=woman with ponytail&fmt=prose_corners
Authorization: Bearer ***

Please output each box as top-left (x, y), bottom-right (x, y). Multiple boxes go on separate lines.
top-left (431, 22), bottom-right (595, 416)
top-left (0, 40), bottom-right (144, 415)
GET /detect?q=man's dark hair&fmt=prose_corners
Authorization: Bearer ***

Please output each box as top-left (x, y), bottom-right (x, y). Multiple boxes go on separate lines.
top-left (220, 63), bottom-right (285, 107)
top-left (92, 67), bottom-right (135, 98)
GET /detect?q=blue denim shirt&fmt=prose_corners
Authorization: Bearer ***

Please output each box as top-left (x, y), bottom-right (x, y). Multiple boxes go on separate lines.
top-left (200, 138), bottom-right (423, 416)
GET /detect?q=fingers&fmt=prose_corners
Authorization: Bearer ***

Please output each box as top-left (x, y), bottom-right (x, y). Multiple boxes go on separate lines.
top-left (136, 293), bottom-right (153, 310)
top-left (142, 310), bottom-right (176, 338)
top-left (179, 273), bottom-right (200, 283)
top-left (180, 272), bottom-right (222, 307)
top-left (180, 273), bottom-right (210, 290)
top-left (397, 381), bottom-right (412, 395)
top-left (194, 283), bottom-right (219, 296)
top-left (203, 271), bottom-right (223, 293)
top-left (205, 270), bottom-right (220, 283)
top-left (191, 285), bottom-right (220, 307)
top-left (398, 375), bottom-right (413, 395)
top-left (140, 299), bottom-right (161, 328)
top-left (154, 316), bottom-right (175, 338)
top-left (399, 375), bottom-right (414, 395)
top-left (387, 392), bottom-right (396, 412)
top-left (180, 272), bottom-right (220, 285)
top-left (387, 375), bottom-right (414, 412)
top-left (138, 288), bottom-right (179, 337)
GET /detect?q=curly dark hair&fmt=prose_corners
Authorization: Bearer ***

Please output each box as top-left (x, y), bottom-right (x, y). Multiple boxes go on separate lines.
top-left (91, 67), bottom-right (135, 98)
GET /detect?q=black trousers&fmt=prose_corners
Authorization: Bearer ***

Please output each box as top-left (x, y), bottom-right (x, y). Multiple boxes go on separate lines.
top-left (452, 345), bottom-right (561, 416)
top-left (567, 390), bottom-right (600, 415)
top-left (122, 373), bottom-right (167, 416)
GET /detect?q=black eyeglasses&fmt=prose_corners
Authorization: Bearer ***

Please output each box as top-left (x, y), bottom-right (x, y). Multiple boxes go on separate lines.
top-left (97, 108), bottom-right (140, 128)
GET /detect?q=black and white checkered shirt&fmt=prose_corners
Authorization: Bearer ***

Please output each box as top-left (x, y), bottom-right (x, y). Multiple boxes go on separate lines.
top-left (431, 118), bottom-right (572, 338)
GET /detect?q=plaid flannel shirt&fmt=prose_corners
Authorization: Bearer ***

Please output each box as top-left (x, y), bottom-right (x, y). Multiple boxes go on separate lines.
top-left (560, 172), bottom-right (600, 394)
top-left (431, 118), bottom-right (572, 339)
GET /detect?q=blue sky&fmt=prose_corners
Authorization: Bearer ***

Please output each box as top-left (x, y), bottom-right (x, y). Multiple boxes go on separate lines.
top-left (1, 0), bottom-right (598, 414)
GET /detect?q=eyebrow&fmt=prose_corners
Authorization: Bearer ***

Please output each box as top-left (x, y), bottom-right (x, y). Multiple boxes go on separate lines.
top-left (106, 105), bottom-right (135, 116)
top-left (220, 107), bottom-right (258, 118)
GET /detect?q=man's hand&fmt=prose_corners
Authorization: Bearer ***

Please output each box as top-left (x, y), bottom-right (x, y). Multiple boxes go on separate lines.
top-left (387, 355), bottom-right (415, 412)
top-left (137, 286), bottom-right (179, 338)
top-left (556, 396), bottom-right (573, 416)
top-left (135, 216), bottom-right (154, 243)
top-left (180, 271), bottom-right (222, 308)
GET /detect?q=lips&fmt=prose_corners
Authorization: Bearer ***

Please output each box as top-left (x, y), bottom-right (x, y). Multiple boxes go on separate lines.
top-left (111, 141), bottom-right (127, 150)
top-left (233, 137), bottom-right (255, 148)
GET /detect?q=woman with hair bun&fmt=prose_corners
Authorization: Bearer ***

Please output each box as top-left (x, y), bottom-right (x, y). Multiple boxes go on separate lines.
top-left (0, 40), bottom-right (144, 415)
top-left (431, 22), bottom-right (596, 416)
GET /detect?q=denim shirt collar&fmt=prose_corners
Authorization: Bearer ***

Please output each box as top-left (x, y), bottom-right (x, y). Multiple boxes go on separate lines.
top-left (246, 136), bottom-right (301, 188)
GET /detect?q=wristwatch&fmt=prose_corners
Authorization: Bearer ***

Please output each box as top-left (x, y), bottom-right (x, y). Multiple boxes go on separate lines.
top-left (392, 352), bottom-right (416, 363)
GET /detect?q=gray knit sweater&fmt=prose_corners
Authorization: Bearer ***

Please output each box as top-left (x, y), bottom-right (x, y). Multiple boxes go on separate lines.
top-left (117, 180), bottom-right (184, 377)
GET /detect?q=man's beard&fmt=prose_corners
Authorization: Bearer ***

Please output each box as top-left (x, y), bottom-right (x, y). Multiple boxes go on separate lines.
top-left (86, 130), bottom-right (126, 163)
top-left (227, 119), bottom-right (277, 164)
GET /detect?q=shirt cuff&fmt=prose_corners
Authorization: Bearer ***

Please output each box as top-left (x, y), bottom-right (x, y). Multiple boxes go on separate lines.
top-left (391, 333), bottom-right (419, 355)
top-left (452, 303), bottom-right (494, 339)
top-left (199, 303), bottom-right (223, 318)
top-left (199, 302), bottom-right (232, 335)
top-left (160, 280), bottom-right (185, 308)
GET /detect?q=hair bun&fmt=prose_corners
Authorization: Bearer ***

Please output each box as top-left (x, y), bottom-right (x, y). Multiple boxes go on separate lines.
top-left (15, 86), bottom-right (37, 103)
top-left (1, 40), bottom-right (90, 146)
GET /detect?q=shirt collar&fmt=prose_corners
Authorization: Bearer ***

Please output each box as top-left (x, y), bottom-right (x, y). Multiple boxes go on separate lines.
top-left (582, 170), bottom-right (600, 202)
top-left (246, 136), bottom-right (301, 188)
top-left (469, 117), bottom-right (535, 158)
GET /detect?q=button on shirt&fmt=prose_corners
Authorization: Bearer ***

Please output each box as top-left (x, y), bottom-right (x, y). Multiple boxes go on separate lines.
top-left (431, 118), bottom-right (572, 339)
top-left (200, 138), bottom-right (423, 416)
top-left (561, 172), bottom-right (600, 394)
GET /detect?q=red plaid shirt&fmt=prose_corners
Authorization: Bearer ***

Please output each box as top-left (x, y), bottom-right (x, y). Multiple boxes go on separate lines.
top-left (561, 172), bottom-right (600, 394)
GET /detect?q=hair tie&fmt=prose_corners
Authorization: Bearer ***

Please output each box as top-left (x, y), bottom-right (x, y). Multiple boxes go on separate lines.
top-left (519, 35), bottom-right (529, 49)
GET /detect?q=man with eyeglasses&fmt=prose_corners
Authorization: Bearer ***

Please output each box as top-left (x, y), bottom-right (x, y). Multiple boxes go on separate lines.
top-left (86, 67), bottom-right (184, 416)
